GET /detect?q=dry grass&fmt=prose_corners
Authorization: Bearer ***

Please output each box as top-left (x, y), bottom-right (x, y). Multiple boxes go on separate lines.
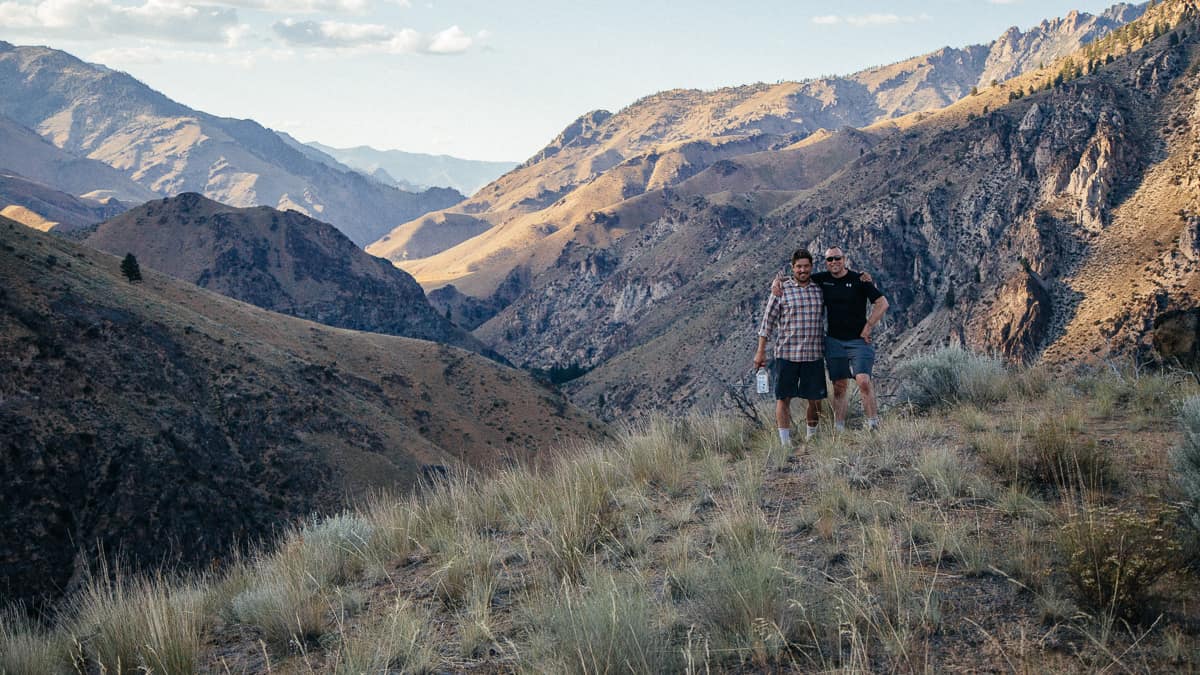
top-left (6, 359), bottom-right (1200, 673)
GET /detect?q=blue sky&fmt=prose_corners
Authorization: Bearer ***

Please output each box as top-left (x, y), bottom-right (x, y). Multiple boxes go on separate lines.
top-left (1, 0), bottom-right (1129, 161)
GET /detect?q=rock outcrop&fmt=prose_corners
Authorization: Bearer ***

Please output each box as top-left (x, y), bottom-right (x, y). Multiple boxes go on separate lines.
top-left (83, 193), bottom-right (486, 354)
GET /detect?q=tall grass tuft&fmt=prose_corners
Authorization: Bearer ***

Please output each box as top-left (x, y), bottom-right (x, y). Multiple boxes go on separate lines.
top-left (894, 346), bottom-right (1008, 410)
top-left (681, 549), bottom-right (798, 666)
top-left (1, 607), bottom-right (70, 674)
top-left (68, 569), bottom-right (207, 674)
top-left (616, 417), bottom-right (692, 494)
top-left (528, 454), bottom-right (623, 582)
top-left (522, 572), bottom-right (679, 674)
top-left (331, 598), bottom-right (435, 674)
top-left (1025, 414), bottom-right (1115, 492)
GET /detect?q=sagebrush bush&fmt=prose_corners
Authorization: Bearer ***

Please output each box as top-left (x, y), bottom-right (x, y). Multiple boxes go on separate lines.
top-left (895, 346), bottom-right (1008, 410)
top-left (1059, 502), bottom-right (1181, 619)
top-left (230, 556), bottom-right (330, 650)
top-left (294, 513), bottom-right (375, 585)
top-left (1175, 396), bottom-right (1200, 537)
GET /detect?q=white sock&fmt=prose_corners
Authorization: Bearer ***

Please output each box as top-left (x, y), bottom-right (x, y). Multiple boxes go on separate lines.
top-left (778, 428), bottom-right (791, 446)
top-left (806, 424), bottom-right (818, 440)
top-left (866, 417), bottom-right (880, 430)
top-left (834, 420), bottom-right (845, 432)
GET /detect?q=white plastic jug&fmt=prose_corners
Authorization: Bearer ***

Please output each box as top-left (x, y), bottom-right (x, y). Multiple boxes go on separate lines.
top-left (755, 367), bottom-right (769, 394)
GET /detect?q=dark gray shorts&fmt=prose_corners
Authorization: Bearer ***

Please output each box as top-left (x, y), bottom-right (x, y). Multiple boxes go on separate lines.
top-left (775, 359), bottom-right (827, 401)
top-left (825, 337), bottom-right (875, 380)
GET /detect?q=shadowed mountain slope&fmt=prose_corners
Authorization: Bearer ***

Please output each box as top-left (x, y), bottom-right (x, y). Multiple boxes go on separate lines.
top-left (83, 193), bottom-right (486, 354)
top-left (0, 217), bottom-right (601, 606)
top-left (0, 43), bottom-right (464, 246)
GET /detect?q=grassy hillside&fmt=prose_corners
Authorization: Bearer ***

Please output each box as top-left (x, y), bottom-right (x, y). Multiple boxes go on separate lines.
top-left (0, 216), bottom-right (601, 607)
top-left (5, 349), bottom-right (1199, 673)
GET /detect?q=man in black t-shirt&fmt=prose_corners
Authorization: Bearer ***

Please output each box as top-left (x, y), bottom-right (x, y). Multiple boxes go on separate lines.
top-left (814, 247), bottom-right (888, 430)
top-left (772, 246), bottom-right (889, 430)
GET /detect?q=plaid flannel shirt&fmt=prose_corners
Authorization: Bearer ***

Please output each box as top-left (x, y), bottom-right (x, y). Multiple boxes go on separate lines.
top-left (757, 278), bottom-right (825, 362)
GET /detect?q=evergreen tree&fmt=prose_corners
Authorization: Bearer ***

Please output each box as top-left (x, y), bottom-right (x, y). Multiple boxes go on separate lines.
top-left (121, 253), bottom-right (142, 283)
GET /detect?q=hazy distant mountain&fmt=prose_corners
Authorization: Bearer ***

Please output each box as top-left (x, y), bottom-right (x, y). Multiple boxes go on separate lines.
top-left (84, 193), bottom-right (487, 354)
top-left (369, 3), bottom-right (1146, 297)
top-left (307, 141), bottom-right (517, 196)
top-left (0, 170), bottom-right (128, 231)
top-left (0, 42), bottom-right (465, 246)
top-left (0, 215), bottom-right (601, 605)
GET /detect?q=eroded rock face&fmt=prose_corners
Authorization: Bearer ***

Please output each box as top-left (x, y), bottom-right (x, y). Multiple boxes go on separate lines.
top-left (1154, 308), bottom-right (1200, 364)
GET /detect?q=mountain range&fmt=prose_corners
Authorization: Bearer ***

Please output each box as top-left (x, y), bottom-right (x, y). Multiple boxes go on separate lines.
top-left (368, 3), bottom-right (1146, 294)
top-left (0, 41), bottom-right (465, 246)
top-left (0, 216), bottom-right (600, 606)
top-left (366, 0), bottom-right (1200, 420)
top-left (305, 141), bottom-right (517, 196)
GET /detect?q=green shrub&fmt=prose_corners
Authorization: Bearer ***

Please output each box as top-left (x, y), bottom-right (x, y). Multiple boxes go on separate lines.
top-left (1059, 502), bottom-right (1181, 619)
top-left (894, 347), bottom-right (1008, 410)
top-left (1175, 396), bottom-right (1200, 537)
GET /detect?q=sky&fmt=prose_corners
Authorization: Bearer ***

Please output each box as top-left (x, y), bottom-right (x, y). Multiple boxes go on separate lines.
top-left (0, 0), bottom-right (1130, 162)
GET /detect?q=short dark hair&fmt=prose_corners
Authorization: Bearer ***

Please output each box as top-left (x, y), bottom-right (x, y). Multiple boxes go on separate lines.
top-left (791, 248), bottom-right (813, 264)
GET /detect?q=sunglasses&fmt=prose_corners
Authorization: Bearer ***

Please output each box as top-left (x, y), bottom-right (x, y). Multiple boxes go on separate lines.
top-left (825, 255), bottom-right (843, 262)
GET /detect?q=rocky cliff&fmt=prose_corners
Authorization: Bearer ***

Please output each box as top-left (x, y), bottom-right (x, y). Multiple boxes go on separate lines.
top-left (0, 217), bottom-right (601, 606)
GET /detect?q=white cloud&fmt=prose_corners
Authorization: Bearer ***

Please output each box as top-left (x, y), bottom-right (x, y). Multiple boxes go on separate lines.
top-left (211, 0), bottom-right (372, 13)
top-left (273, 17), bottom-right (388, 45)
top-left (271, 18), bottom-right (473, 54)
top-left (90, 43), bottom-right (294, 68)
top-left (810, 12), bottom-right (930, 27)
top-left (0, 0), bottom-right (240, 42)
top-left (427, 24), bottom-right (468, 53)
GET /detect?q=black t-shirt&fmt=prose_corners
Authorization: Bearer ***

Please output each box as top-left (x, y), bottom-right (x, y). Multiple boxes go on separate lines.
top-left (812, 270), bottom-right (884, 340)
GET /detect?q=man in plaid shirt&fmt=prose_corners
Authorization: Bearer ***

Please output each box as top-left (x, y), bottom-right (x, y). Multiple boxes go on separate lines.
top-left (754, 248), bottom-right (828, 446)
